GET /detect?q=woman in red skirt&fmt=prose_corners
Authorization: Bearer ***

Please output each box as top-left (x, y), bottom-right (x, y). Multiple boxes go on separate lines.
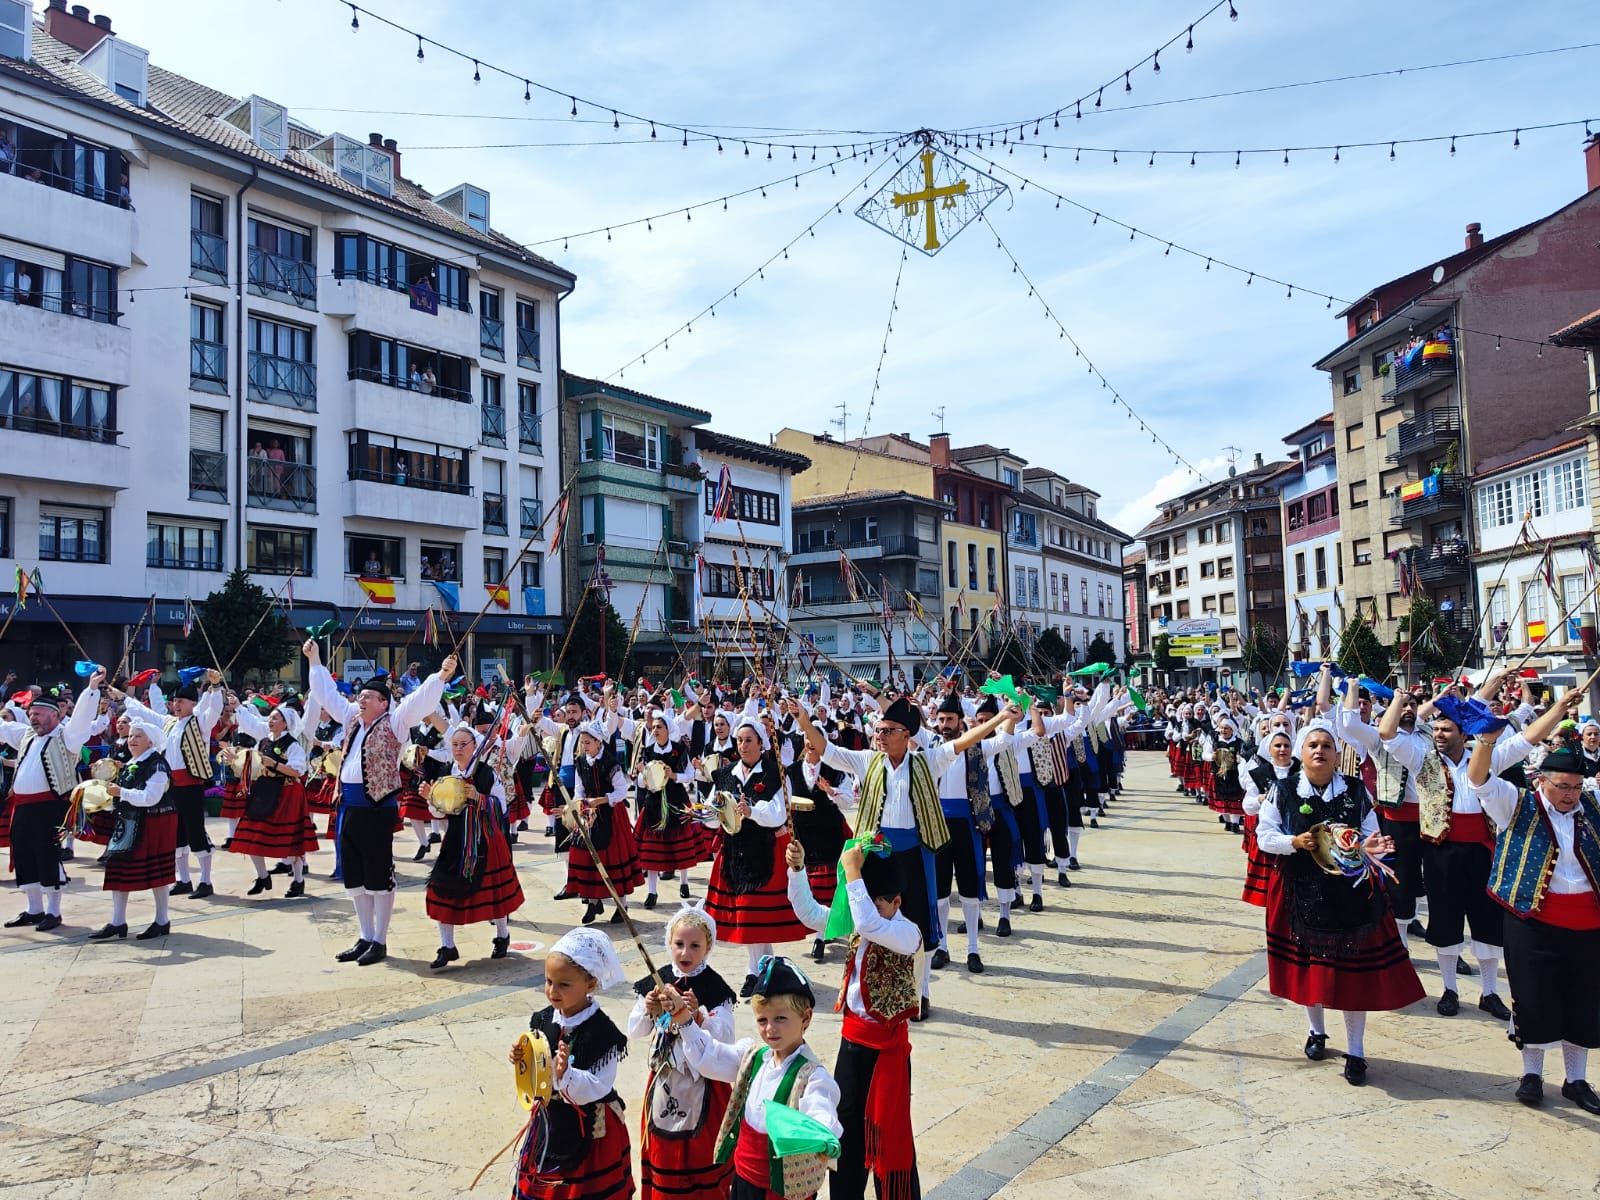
top-left (88, 721), bottom-right (178, 942)
top-left (229, 702), bottom-right (318, 898)
top-left (1256, 720), bottom-right (1424, 1085)
top-left (567, 721), bottom-right (643, 926)
top-left (702, 718), bottom-right (813, 998)
top-left (1205, 716), bottom-right (1248, 832)
top-left (1240, 729), bottom-right (1295, 908)
top-left (633, 714), bottom-right (702, 909)
top-left (423, 724), bottom-right (525, 969)
top-left (400, 722), bottom-right (446, 862)
top-left (77, 714), bottom-right (129, 849)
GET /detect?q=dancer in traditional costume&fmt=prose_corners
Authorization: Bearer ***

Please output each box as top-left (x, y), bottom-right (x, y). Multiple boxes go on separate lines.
top-left (1257, 720), bottom-right (1423, 1084)
top-left (1466, 724), bottom-right (1600, 1114)
top-left (215, 697), bottom-right (249, 848)
top-left (88, 718), bottom-right (178, 941)
top-left (1, 673), bottom-right (102, 930)
top-left (1205, 716), bottom-right (1248, 833)
top-left (400, 722), bottom-right (446, 862)
top-left (566, 720), bottom-right (643, 925)
top-left (1239, 729), bottom-right (1294, 908)
top-left (228, 700), bottom-right (317, 898)
top-left (786, 734), bottom-right (854, 963)
top-left (121, 671), bottom-right (223, 900)
top-left (632, 714), bottom-right (701, 909)
top-left (304, 639), bottom-right (452, 966)
top-left (511, 928), bottom-right (634, 1200)
top-left (423, 723), bottom-right (524, 968)
top-left (628, 906), bottom-right (737, 1200)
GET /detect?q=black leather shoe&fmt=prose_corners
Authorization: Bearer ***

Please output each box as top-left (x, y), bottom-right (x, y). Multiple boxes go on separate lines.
top-left (1480, 993), bottom-right (1512, 1022)
top-left (1407, 919), bottom-right (1427, 939)
top-left (1342, 1055), bottom-right (1368, 1086)
top-left (336, 939), bottom-right (372, 963)
top-left (1030, 894), bottom-right (1043, 913)
top-left (491, 935), bottom-right (510, 959)
top-left (248, 876), bottom-right (271, 896)
top-left (270, 862), bottom-right (293, 875)
top-left (915, 996), bottom-right (929, 1023)
top-left (218, 838), bottom-right (233, 851)
top-left (1068, 856), bottom-right (1081, 870)
top-left (412, 845), bottom-right (429, 862)
top-left (642, 893), bottom-right (658, 909)
top-left (930, 947), bottom-right (949, 970)
top-left (811, 938), bottom-right (826, 963)
top-left (996, 917), bottom-right (1012, 938)
top-left (517, 821), bottom-right (529, 831)
top-left (679, 881), bottom-right (691, 899)
top-left (4, 911), bottom-right (39, 928)
top-left (34, 914), bottom-right (61, 931)
top-left (1057, 871), bottom-right (1072, 888)
top-left (285, 880), bottom-right (305, 898)
top-left (429, 946), bottom-right (460, 970)
top-left (429, 832), bottom-right (441, 844)
top-left (1089, 818), bottom-right (1099, 828)
top-left (59, 847), bottom-right (75, 861)
top-left (966, 953), bottom-right (984, 974)
top-left (1516, 1073), bottom-right (1544, 1106)
top-left (581, 902), bottom-right (599, 926)
top-left (135, 922), bottom-right (170, 940)
top-left (609, 907), bottom-right (625, 925)
top-left (89, 923), bottom-right (128, 940)
top-left (1304, 1032), bottom-right (1329, 1061)
top-left (169, 881), bottom-right (193, 896)
top-left (189, 883), bottom-right (214, 900)
top-left (740, 973), bottom-right (757, 998)
top-left (356, 941), bottom-right (387, 966)
top-left (1562, 1079), bottom-right (1600, 1114)
top-left (1437, 988), bottom-right (1460, 1017)
top-left (1458, 958), bottom-right (1474, 977)
top-left (553, 889), bottom-right (572, 901)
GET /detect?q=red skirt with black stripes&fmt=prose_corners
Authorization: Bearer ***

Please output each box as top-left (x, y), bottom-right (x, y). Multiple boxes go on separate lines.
top-left (1240, 814), bottom-right (1272, 908)
top-left (565, 806), bottom-right (644, 900)
top-left (703, 832), bottom-right (812, 946)
top-left (102, 811), bottom-right (178, 893)
top-left (1264, 868), bottom-right (1423, 1010)
top-left (425, 822), bottom-right (524, 925)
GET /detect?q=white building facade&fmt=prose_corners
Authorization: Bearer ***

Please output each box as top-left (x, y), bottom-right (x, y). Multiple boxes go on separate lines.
top-left (0, 5), bottom-right (572, 682)
top-left (1279, 415), bottom-right (1344, 659)
top-left (1021, 469), bottom-right (1131, 663)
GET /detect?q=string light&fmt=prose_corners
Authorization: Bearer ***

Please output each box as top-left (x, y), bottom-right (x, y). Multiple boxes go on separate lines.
top-left (349, 3), bottom-right (358, 31)
top-left (841, 247), bottom-right (910, 502)
top-left (472, 60), bottom-right (480, 85)
top-left (415, 34), bottom-right (423, 61)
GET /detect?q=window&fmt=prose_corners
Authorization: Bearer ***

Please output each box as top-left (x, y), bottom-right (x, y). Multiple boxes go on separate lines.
top-left (1172, 532), bottom-right (1187, 555)
top-left (483, 458), bottom-right (507, 532)
top-left (521, 555), bottom-right (544, 590)
top-left (1349, 479), bottom-right (1369, 509)
top-left (1175, 567), bottom-right (1189, 588)
top-left (247, 217), bottom-right (315, 305)
top-left (1488, 584), bottom-right (1509, 629)
top-left (39, 504), bottom-right (106, 563)
top-left (0, 0), bottom-right (29, 59)
top-left (1286, 501), bottom-right (1306, 531)
top-left (347, 431), bottom-right (469, 494)
top-left (248, 525), bottom-right (313, 575)
top-left (1306, 492), bottom-right (1329, 524)
top-left (1096, 581), bottom-right (1105, 616)
top-left (517, 381), bottom-right (541, 448)
top-left (847, 515), bottom-right (878, 544)
top-left (1010, 510), bottom-right (1036, 546)
top-left (190, 301), bottom-right (226, 389)
top-left (986, 546), bottom-right (997, 592)
top-left (190, 194), bottom-right (226, 282)
top-left (1314, 546), bottom-right (1328, 589)
top-left (1049, 572), bottom-right (1060, 610)
top-left (703, 561), bottom-right (776, 601)
top-left (946, 540), bottom-right (957, 589)
top-left (332, 232), bottom-right (470, 311)
top-left (347, 534), bottom-right (404, 578)
top-left (420, 540), bottom-right (461, 581)
top-left (1003, 467), bottom-right (1020, 489)
top-left (851, 622), bottom-right (882, 655)
top-left (519, 465), bottom-right (542, 534)
top-left (1548, 458), bottom-right (1587, 513)
top-left (484, 547), bottom-right (506, 586)
top-left (247, 315), bottom-right (316, 409)
top-left (1342, 368), bottom-right (1361, 395)
top-left (1562, 576), bottom-right (1585, 638)
top-left (1250, 518), bottom-right (1271, 538)
top-left (918, 567), bottom-right (939, 597)
top-left (1218, 558), bottom-right (1234, 580)
top-left (4, 118), bottom-right (126, 206)
top-left (480, 287), bottom-right (505, 359)
top-left (1201, 594), bottom-right (1217, 614)
top-left (1294, 553), bottom-right (1306, 592)
top-left (1198, 525), bottom-right (1213, 545)
top-left (347, 332), bottom-right (472, 401)
top-left (1219, 593), bottom-right (1236, 615)
top-left (1352, 537), bottom-right (1372, 566)
top-left (1376, 406), bottom-right (1404, 436)
top-left (190, 406), bottom-right (227, 503)
top-left (1222, 628), bottom-right (1239, 651)
top-left (1346, 421), bottom-right (1367, 452)
top-left (1176, 600), bottom-right (1191, 619)
top-left (1476, 479), bottom-right (1514, 531)
top-left (1200, 560), bottom-right (1216, 579)
top-left (1014, 566), bottom-right (1027, 607)
top-left (587, 412), bottom-right (662, 469)
top-left (1216, 521), bottom-right (1231, 543)
top-left (0, 366), bottom-right (116, 443)
top-left (147, 517), bottom-right (222, 571)
top-left (516, 298), bottom-right (540, 367)
top-left (1081, 579), bottom-right (1088, 612)
top-left (967, 544), bottom-right (978, 590)
top-left (979, 500), bottom-right (992, 530)
top-left (0, 497), bottom-right (8, 558)
top-left (481, 373), bottom-right (506, 445)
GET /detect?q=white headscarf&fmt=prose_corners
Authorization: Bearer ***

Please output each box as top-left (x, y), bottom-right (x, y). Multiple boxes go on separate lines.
top-left (1293, 717), bottom-right (1338, 760)
top-left (129, 719), bottom-right (167, 752)
top-left (733, 716), bottom-right (769, 751)
top-left (664, 902), bottom-right (717, 952)
top-left (550, 928), bottom-right (624, 990)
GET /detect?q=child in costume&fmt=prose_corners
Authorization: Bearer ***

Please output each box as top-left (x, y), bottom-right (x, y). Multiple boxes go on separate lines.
top-left (786, 837), bottom-right (923, 1199)
top-left (627, 905), bottom-right (737, 1200)
top-left (673, 955), bottom-right (842, 1200)
top-left (510, 929), bottom-right (634, 1200)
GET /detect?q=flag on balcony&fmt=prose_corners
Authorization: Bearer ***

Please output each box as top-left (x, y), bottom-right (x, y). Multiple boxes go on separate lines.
top-left (839, 546), bottom-right (858, 601)
top-left (423, 607), bottom-right (439, 648)
top-left (486, 582), bottom-right (511, 610)
top-left (182, 597), bottom-right (195, 638)
top-left (431, 580), bottom-right (460, 610)
top-left (908, 590), bottom-right (926, 622)
top-left (357, 577), bottom-right (396, 605)
top-left (547, 488), bottom-right (572, 557)
top-left (1527, 618), bottom-right (1548, 642)
top-left (712, 464), bottom-right (734, 522)
top-left (407, 279), bottom-right (438, 315)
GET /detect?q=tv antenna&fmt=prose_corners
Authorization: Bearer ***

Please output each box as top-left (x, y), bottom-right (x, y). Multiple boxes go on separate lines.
top-left (931, 405), bottom-right (947, 433)
top-left (830, 399), bottom-right (849, 441)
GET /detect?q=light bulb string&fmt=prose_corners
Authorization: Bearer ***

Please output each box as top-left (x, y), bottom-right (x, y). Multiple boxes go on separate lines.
top-left (840, 247), bottom-right (910, 503)
top-left (953, 147), bottom-right (1569, 352)
top-left (602, 152), bottom-right (906, 383)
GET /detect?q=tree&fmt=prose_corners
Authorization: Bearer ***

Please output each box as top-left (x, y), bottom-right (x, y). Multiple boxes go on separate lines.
top-left (1335, 615), bottom-right (1390, 681)
top-left (1241, 624), bottom-right (1287, 685)
top-left (1034, 627), bottom-right (1071, 673)
top-left (1153, 633), bottom-right (1183, 674)
top-left (983, 633), bottom-right (1031, 680)
top-left (183, 569), bottom-right (294, 685)
top-left (1086, 633), bottom-right (1116, 667)
top-left (1397, 595), bottom-right (1462, 678)
top-left (562, 598), bottom-right (632, 682)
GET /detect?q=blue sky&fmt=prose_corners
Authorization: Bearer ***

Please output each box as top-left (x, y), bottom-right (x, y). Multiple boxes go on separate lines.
top-left (97, 0), bottom-right (1599, 531)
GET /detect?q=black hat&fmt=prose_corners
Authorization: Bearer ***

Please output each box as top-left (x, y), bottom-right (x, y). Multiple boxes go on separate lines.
top-left (859, 850), bottom-right (901, 903)
top-left (1539, 745), bottom-right (1584, 776)
top-left (881, 696), bottom-right (922, 735)
top-left (752, 955), bottom-right (815, 1008)
top-left (975, 694), bottom-right (999, 717)
top-left (356, 676), bottom-right (391, 702)
top-left (936, 693), bottom-right (966, 717)
top-left (27, 690), bottom-right (60, 713)
top-left (471, 705), bottom-right (497, 728)
top-left (173, 684), bottom-right (200, 703)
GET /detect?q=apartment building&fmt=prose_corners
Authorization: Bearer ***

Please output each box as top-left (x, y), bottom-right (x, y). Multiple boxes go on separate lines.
top-left (1278, 414), bottom-right (1343, 659)
top-left (1020, 467), bottom-right (1130, 663)
top-left (0, 3), bottom-right (572, 681)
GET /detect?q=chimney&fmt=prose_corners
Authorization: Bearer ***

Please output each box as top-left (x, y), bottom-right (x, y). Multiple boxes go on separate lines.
top-left (1253, 452), bottom-right (1264, 469)
top-left (383, 137), bottom-right (401, 177)
top-left (46, 1), bottom-right (111, 52)
top-left (1464, 222), bottom-right (1483, 250)
top-left (929, 432), bottom-right (951, 468)
top-left (368, 132), bottom-right (383, 147)
top-left (1586, 135), bottom-right (1600, 195)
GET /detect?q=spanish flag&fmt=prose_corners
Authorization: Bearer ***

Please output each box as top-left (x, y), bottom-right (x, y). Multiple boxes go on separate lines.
top-left (357, 576), bottom-right (396, 605)
top-left (486, 582), bottom-right (511, 610)
top-left (1527, 619), bottom-right (1547, 642)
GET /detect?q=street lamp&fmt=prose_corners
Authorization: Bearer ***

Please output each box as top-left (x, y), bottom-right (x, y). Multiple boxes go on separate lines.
top-left (591, 546), bottom-right (613, 676)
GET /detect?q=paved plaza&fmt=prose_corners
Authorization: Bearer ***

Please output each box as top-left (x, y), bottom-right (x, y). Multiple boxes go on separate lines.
top-left (0, 751), bottom-right (1589, 1200)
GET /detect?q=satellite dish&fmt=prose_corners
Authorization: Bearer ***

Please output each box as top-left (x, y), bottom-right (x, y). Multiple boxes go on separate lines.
top-left (1431, 265), bottom-right (1446, 284)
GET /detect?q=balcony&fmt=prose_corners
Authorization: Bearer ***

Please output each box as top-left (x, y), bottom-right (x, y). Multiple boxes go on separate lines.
top-left (1389, 473), bottom-right (1467, 526)
top-left (322, 276), bottom-right (476, 355)
top-left (880, 534), bottom-right (921, 557)
top-left (481, 404), bottom-right (507, 446)
top-left (516, 327), bottom-right (541, 369)
top-left (517, 412), bottom-right (543, 451)
top-left (248, 351), bottom-right (317, 411)
top-left (249, 247), bottom-right (317, 308)
top-left (1441, 605), bottom-right (1478, 638)
top-left (1383, 350), bottom-right (1455, 400)
top-left (0, 413), bottom-right (130, 491)
top-left (190, 229), bottom-right (227, 284)
top-left (520, 498), bottom-right (543, 536)
top-left (1413, 540), bottom-right (1470, 584)
top-left (1386, 406), bottom-right (1461, 463)
top-left (189, 449), bottom-right (228, 503)
top-left (348, 370), bottom-right (477, 449)
top-left (480, 316), bottom-right (505, 360)
top-left (247, 460), bottom-right (316, 514)
top-left (0, 300), bottom-right (131, 384)
top-left (0, 170), bottom-right (135, 270)
top-left (343, 468), bottom-right (475, 527)
top-left (190, 339), bottom-right (227, 391)
top-left (662, 462), bottom-right (702, 494)
top-left (483, 492), bottom-right (508, 534)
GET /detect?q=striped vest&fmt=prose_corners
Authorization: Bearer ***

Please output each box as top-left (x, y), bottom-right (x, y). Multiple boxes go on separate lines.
top-left (855, 750), bottom-right (949, 852)
top-left (1488, 791), bottom-right (1600, 917)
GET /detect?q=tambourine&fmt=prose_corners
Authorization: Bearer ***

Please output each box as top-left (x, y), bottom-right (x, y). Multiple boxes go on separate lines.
top-left (697, 753), bottom-right (722, 782)
top-left (640, 759), bottom-right (671, 792)
top-left (72, 780), bottom-right (115, 814)
top-left (513, 1031), bottom-right (555, 1111)
top-left (429, 775), bottom-right (472, 816)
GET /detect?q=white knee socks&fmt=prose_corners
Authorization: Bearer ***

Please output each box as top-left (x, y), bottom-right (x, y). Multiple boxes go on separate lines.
top-left (961, 898), bottom-right (981, 956)
top-left (646, 870), bottom-right (659, 896)
top-left (152, 889), bottom-right (169, 924)
top-left (371, 889), bottom-right (396, 942)
top-left (291, 857), bottom-right (305, 883)
top-left (250, 855), bottom-right (268, 878)
top-left (110, 891), bottom-right (129, 925)
top-left (746, 943), bottom-right (773, 974)
top-left (1343, 1011), bottom-right (1367, 1058)
top-left (918, 953), bottom-right (931, 998)
top-left (411, 819), bottom-right (430, 847)
top-left (1068, 828), bottom-right (1082, 857)
top-left (174, 852), bottom-right (191, 884)
top-left (1472, 944), bottom-right (1501, 997)
top-left (198, 850), bottom-right (213, 886)
top-left (226, 818), bottom-right (239, 837)
top-left (1522, 1046), bottom-right (1545, 1077)
top-left (936, 897), bottom-right (951, 951)
top-left (44, 887), bottom-right (61, 917)
top-left (1437, 947), bottom-right (1461, 991)
top-left (351, 890), bottom-right (376, 941)
top-left (494, 917), bottom-right (510, 938)
top-left (1029, 863), bottom-right (1044, 897)
top-left (21, 882), bottom-right (42, 914)
top-left (1305, 1004), bottom-right (1326, 1036)
top-left (997, 888), bottom-right (1013, 919)
top-left (437, 922), bottom-right (457, 949)
top-left (1564, 1042), bottom-right (1588, 1083)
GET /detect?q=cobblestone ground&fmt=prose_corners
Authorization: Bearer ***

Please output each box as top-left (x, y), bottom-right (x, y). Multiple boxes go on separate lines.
top-left (0, 752), bottom-right (1587, 1199)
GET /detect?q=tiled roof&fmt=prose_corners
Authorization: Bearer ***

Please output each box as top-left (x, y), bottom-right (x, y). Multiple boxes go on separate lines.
top-left (794, 489), bottom-right (948, 510)
top-left (695, 428), bottom-right (811, 471)
top-left (562, 373), bottom-right (711, 423)
top-left (949, 443), bottom-right (1016, 462)
top-left (1551, 306), bottom-right (1600, 346)
top-left (7, 23), bottom-right (573, 282)
top-left (1135, 460), bottom-right (1292, 538)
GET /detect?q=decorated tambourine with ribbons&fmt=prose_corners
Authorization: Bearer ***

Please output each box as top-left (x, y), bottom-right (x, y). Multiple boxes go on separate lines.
top-left (1308, 821), bottom-right (1398, 889)
top-left (512, 1030), bottom-right (555, 1111)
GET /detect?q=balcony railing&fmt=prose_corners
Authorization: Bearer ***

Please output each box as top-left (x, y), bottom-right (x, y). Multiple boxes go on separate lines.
top-left (483, 492), bottom-right (508, 533)
top-left (247, 351), bottom-right (317, 410)
top-left (1413, 541), bottom-right (1470, 584)
top-left (190, 229), bottom-right (227, 282)
top-left (481, 404), bottom-right (506, 445)
top-left (1386, 406), bottom-right (1461, 463)
top-left (2, 286), bottom-right (119, 324)
top-left (518, 412), bottom-right (542, 450)
top-left (1442, 605), bottom-right (1478, 637)
top-left (480, 316), bottom-right (505, 359)
top-left (516, 327), bottom-right (541, 368)
top-left (248, 247), bottom-right (316, 306)
top-left (8, 161), bottom-right (130, 208)
top-left (189, 448), bottom-right (227, 501)
top-left (348, 465), bottom-right (471, 496)
top-left (880, 534), bottom-right (921, 557)
top-left (520, 498), bottom-right (543, 536)
top-left (190, 338), bottom-right (226, 386)
top-left (1, 410), bottom-right (119, 444)
top-left (1383, 351), bottom-right (1455, 400)
top-left (1389, 473), bottom-right (1467, 526)
top-left (247, 459), bottom-right (316, 513)
top-left (349, 366), bottom-right (472, 404)
top-left (148, 549), bottom-right (222, 571)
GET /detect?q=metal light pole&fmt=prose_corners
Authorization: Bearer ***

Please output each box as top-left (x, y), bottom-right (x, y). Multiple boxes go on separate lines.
top-left (592, 545), bottom-right (613, 676)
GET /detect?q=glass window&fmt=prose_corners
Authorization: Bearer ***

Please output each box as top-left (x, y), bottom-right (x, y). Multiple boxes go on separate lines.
top-left (986, 546), bottom-right (997, 592)
top-left (190, 302), bottom-right (226, 385)
top-left (39, 504), bottom-right (107, 563)
top-left (420, 540), bottom-right (460, 581)
top-left (146, 517), bottom-right (222, 570)
top-left (484, 547), bottom-right (506, 585)
top-left (247, 526), bottom-right (312, 575)
top-left (346, 534), bottom-right (403, 578)
top-left (521, 555), bottom-right (543, 590)
top-left (517, 381), bottom-right (541, 447)
top-left (946, 540), bottom-right (957, 589)
top-left (1476, 479), bottom-right (1514, 531)
top-left (0, 0), bottom-right (28, 58)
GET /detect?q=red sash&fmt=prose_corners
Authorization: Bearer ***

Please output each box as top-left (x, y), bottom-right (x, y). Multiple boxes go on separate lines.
top-left (841, 1009), bottom-right (916, 1192)
top-left (171, 769), bottom-right (205, 787)
top-left (1535, 889), bottom-right (1600, 931)
top-left (731, 1119), bottom-right (774, 1191)
top-left (1444, 810), bottom-right (1493, 847)
top-left (9, 790), bottom-right (57, 808)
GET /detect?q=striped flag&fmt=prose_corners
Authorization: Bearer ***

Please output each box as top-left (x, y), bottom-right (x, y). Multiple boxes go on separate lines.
top-left (486, 582), bottom-right (511, 610)
top-left (357, 577), bottom-right (396, 605)
top-left (182, 597), bottom-right (195, 638)
top-left (711, 464), bottom-right (734, 522)
top-left (423, 607), bottom-right (439, 648)
top-left (547, 488), bottom-right (572, 557)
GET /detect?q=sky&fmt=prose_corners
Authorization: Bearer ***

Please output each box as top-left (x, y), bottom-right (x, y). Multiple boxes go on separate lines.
top-left (77, 0), bottom-right (1600, 534)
